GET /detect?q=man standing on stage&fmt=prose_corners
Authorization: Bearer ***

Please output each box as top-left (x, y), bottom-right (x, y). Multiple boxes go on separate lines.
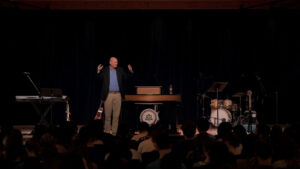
top-left (96, 56), bottom-right (134, 136)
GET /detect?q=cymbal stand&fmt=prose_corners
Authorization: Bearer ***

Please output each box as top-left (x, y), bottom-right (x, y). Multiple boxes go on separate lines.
top-left (238, 96), bottom-right (242, 124)
top-left (239, 96), bottom-right (242, 115)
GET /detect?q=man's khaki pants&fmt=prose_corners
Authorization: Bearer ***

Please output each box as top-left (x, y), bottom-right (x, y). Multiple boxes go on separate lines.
top-left (104, 92), bottom-right (121, 136)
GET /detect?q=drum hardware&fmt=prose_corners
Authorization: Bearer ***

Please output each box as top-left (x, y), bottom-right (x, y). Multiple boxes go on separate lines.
top-left (232, 92), bottom-right (246, 116)
top-left (197, 93), bottom-right (210, 119)
top-left (231, 104), bottom-right (239, 122)
top-left (231, 103), bottom-right (238, 112)
top-left (201, 93), bottom-right (210, 118)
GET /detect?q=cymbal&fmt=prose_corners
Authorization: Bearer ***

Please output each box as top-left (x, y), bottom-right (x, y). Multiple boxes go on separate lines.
top-left (232, 92), bottom-right (246, 97)
top-left (207, 82), bottom-right (228, 93)
top-left (196, 93), bottom-right (209, 98)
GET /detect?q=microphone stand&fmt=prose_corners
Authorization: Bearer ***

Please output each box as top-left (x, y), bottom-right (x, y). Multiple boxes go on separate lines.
top-left (24, 72), bottom-right (41, 98)
top-left (202, 94), bottom-right (205, 118)
top-left (256, 75), bottom-right (266, 124)
top-left (275, 89), bottom-right (278, 124)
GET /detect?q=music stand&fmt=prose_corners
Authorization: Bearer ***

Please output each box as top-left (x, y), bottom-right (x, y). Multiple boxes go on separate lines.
top-left (207, 82), bottom-right (228, 126)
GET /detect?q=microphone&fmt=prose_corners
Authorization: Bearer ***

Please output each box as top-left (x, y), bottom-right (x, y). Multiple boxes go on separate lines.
top-left (23, 72), bottom-right (30, 75)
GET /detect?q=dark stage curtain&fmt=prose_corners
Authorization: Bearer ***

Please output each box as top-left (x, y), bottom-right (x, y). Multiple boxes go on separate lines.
top-left (1, 10), bottom-right (299, 126)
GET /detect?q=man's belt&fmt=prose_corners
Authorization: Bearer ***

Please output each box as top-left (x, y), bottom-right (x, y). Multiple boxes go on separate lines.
top-left (109, 91), bottom-right (120, 94)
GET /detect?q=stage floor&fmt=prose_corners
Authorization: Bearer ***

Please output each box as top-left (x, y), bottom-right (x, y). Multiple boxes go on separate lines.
top-left (13, 124), bottom-right (217, 141)
top-left (12, 123), bottom-right (290, 143)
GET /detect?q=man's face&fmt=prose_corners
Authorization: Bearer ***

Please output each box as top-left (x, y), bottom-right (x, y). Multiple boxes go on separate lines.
top-left (110, 57), bottom-right (118, 68)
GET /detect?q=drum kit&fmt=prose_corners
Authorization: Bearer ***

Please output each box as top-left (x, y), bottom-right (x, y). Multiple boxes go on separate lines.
top-left (201, 82), bottom-right (256, 128)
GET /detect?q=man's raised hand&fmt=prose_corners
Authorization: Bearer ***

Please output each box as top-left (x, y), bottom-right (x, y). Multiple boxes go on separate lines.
top-left (128, 64), bottom-right (134, 73)
top-left (97, 64), bottom-right (103, 73)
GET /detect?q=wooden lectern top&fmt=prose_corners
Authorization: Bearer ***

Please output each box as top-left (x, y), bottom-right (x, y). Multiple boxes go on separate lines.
top-left (135, 86), bottom-right (162, 95)
top-left (124, 94), bottom-right (181, 102)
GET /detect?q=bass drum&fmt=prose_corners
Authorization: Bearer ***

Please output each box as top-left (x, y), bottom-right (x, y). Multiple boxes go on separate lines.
top-left (210, 108), bottom-right (232, 127)
top-left (140, 108), bottom-right (159, 125)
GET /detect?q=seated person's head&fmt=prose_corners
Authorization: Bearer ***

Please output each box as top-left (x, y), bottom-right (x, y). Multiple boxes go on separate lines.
top-left (181, 120), bottom-right (196, 138)
top-left (217, 122), bottom-right (232, 139)
top-left (197, 118), bottom-right (210, 132)
top-left (151, 128), bottom-right (170, 150)
top-left (138, 122), bottom-right (150, 132)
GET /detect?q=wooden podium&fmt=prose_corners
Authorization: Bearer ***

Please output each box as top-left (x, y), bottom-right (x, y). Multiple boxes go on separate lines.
top-left (124, 86), bottom-right (181, 132)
